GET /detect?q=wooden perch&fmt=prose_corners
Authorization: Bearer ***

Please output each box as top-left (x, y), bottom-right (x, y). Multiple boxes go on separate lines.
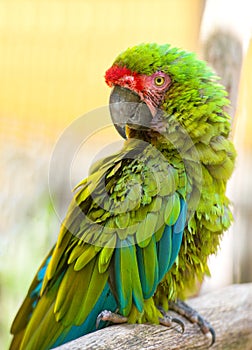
top-left (55, 283), bottom-right (252, 350)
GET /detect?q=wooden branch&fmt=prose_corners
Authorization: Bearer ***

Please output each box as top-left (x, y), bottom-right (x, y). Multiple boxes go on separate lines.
top-left (55, 283), bottom-right (252, 349)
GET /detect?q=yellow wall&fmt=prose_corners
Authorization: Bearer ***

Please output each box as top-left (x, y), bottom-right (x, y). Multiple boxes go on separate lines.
top-left (235, 38), bottom-right (252, 150)
top-left (0, 0), bottom-right (204, 141)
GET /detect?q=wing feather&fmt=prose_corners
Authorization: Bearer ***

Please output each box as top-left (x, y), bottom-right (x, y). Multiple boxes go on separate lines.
top-left (136, 236), bottom-right (159, 299)
top-left (10, 140), bottom-right (188, 350)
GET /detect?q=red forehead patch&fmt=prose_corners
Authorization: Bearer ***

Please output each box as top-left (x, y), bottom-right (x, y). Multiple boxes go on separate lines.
top-left (105, 66), bottom-right (132, 86)
top-left (105, 65), bottom-right (143, 91)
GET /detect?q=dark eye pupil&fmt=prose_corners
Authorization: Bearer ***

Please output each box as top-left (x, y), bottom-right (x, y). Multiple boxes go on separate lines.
top-left (155, 77), bottom-right (164, 85)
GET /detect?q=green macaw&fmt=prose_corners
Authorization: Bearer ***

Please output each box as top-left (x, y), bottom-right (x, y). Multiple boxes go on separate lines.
top-left (10, 43), bottom-right (236, 350)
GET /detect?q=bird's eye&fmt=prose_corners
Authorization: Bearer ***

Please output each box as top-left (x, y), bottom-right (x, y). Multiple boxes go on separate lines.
top-left (154, 76), bottom-right (165, 86)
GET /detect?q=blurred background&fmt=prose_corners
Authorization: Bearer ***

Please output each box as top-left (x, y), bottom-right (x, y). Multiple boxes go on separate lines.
top-left (0, 0), bottom-right (252, 347)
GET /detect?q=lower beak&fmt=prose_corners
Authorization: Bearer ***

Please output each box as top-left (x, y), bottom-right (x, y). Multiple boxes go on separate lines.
top-left (109, 86), bottom-right (153, 139)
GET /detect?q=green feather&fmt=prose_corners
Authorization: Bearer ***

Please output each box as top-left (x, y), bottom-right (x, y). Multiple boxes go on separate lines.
top-left (164, 193), bottom-right (180, 226)
top-left (115, 211), bottom-right (130, 229)
top-left (115, 244), bottom-right (133, 316)
top-left (74, 244), bottom-right (100, 271)
top-left (136, 212), bottom-right (158, 247)
top-left (98, 234), bottom-right (117, 273)
top-left (75, 258), bottom-right (109, 325)
top-left (136, 236), bottom-right (159, 298)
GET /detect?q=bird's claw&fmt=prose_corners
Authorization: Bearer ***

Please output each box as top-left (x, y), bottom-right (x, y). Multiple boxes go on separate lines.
top-left (158, 306), bottom-right (185, 333)
top-left (196, 314), bottom-right (216, 347)
top-left (96, 309), bottom-right (128, 329)
top-left (159, 315), bottom-right (185, 333)
top-left (168, 299), bottom-right (216, 348)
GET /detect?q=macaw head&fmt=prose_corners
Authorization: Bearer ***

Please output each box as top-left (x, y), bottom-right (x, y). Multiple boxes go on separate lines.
top-left (105, 43), bottom-right (229, 140)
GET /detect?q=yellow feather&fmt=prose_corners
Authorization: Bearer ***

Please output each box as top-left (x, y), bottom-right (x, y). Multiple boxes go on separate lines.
top-left (136, 212), bottom-right (157, 247)
top-left (75, 260), bottom-right (109, 325)
top-left (98, 235), bottom-right (117, 273)
top-left (74, 244), bottom-right (100, 271)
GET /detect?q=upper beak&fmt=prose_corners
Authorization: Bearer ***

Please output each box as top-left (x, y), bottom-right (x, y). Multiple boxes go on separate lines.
top-left (109, 86), bottom-right (153, 139)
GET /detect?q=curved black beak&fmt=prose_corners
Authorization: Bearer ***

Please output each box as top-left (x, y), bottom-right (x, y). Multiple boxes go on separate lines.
top-left (109, 86), bottom-right (153, 139)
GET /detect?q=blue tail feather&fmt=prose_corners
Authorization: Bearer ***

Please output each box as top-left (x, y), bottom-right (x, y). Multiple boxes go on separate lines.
top-left (157, 225), bottom-right (172, 281)
top-left (167, 199), bottom-right (187, 271)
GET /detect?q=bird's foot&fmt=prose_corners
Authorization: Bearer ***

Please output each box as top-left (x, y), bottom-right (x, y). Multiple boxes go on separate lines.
top-left (96, 310), bottom-right (128, 328)
top-left (168, 299), bottom-right (215, 347)
top-left (158, 306), bottom-right (185, 333)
